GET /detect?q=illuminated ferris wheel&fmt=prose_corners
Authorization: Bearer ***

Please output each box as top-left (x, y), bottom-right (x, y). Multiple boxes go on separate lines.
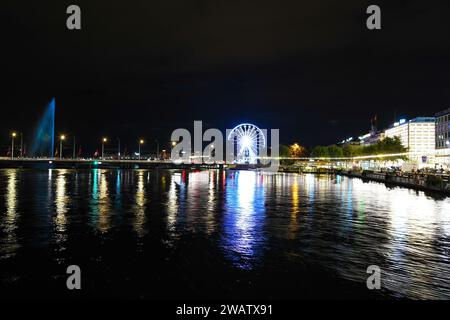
top-left (227, 123), bottom-right (266, 164)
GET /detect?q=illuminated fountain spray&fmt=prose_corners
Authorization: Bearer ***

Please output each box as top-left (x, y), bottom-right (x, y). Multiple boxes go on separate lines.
top-left (227, 123), bottom-right (266, 164)
top-left (30, 98), bottom-right (55, 157)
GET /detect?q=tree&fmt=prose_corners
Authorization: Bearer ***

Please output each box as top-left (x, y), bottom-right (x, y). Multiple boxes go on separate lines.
top-left (289, 143), bottom-right (306, 157)
top-left (327, 145), bottom-right (344, 158)
top-left (279, 144), bottom-right (291, 158)
top-left (310, 136), bottom-right (406, 160)
top-left (311, 146), bottom-right (330, 158)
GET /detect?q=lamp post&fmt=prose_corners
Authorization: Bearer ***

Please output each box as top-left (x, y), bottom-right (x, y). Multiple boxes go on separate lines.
top-left (171, 141), bottom-right (176, 160)
top-left (11, 132), bottom-right (16, 159)
top-left (102, 137), bottom-right (108, 160)
top-left (59, 135), bottom-right (65, 159)
top-left (138, 139), bottom-right (144, 160)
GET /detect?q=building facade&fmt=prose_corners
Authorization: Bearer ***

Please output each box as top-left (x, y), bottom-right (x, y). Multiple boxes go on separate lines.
top-left (359, 131), bottom-right (385, 146)
top-left (435, 108), bottom-right (450, 165)
top-left (384, 117), bottom-right (435, 164)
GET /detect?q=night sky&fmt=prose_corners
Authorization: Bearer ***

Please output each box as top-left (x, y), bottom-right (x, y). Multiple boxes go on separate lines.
top-left (2, 0), bottom-right (450, 154)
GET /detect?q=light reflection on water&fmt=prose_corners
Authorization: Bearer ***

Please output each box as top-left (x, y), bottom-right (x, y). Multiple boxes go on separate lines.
top-left (222, 171), bottom-right (266, 270)
top-left (133, 171), bottom-right (147, 239)
top-left (0, 169), bottom-right (450, 299)
top-left (1, 169), bottom-right (20, 258)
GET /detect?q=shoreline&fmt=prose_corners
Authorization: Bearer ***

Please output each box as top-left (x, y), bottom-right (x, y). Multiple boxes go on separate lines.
top-left (335, 170), bottom-right (450, 196)
top-left (1, 159), bottom-right (449, 196)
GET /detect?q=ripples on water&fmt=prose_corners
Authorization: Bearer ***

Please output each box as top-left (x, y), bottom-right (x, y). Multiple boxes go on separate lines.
top-left (0, 168), bottom-right (449, 299)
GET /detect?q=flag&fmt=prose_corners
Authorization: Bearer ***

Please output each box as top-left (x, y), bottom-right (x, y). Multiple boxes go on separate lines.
top-left (77, 146), bottom-right (82, 157)
top-left (54, 148), bottom-right (59, 157)
top-left (93, 149), bottom-right (99, 158)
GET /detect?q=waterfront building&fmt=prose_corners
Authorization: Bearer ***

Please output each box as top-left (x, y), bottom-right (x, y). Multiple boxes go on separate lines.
top-left (358, 115), bottom-right (384, 146)
top-left (384, 117), bottom-right (435, 164)
top-left (359, 131), bottom-right (385, 146)
top-left (337, 137), bottom-right (360, 146)
top-left (435, 108), bottom-right (450, 166)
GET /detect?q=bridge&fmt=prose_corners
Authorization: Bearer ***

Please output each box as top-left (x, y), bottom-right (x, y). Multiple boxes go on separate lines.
top-left (0, 158), bottom-right (226, 170)
top-left (0, 151), bottom-right (414, 171)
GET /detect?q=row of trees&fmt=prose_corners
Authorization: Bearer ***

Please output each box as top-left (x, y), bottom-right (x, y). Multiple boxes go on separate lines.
top-left (310, 136), bottom-right (406, 158)
top-left (279, 136), bottom-right (406, 159)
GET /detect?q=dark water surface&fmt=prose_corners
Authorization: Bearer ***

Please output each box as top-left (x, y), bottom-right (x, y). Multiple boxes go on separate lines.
top-left (1, 168), bottom-right (450, 299)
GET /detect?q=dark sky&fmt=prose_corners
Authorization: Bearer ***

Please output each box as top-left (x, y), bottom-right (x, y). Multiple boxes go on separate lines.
top-left (2, 0), bottom-right (450, 154)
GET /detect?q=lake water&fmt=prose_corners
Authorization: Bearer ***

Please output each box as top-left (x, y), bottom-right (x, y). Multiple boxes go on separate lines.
top-left (1, 168), bottom-right (450, 299)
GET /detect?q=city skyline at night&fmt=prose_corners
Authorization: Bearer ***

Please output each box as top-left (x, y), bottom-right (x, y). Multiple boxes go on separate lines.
top-left (2, 0), bottom-right (450, 311)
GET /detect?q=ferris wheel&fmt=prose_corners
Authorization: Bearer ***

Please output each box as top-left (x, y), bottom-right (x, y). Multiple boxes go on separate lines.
top-left (227, 123), bottom-right (266, 164)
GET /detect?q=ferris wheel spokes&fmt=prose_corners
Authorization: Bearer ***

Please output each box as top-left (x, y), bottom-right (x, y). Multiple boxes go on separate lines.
top-left (227, 123), bottom-right (266, 164)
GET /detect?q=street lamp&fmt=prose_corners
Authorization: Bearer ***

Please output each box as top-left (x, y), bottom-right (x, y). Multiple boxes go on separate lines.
top-left (11, 132), bottom-right (17, 159)
top-left (102, 137), bottom-right (108, 159)
top-left (60, 135), bottom-right (66, 159)
top-left (171, 141), bottom-right (177, 159)
top-left (138, 139), bottom-right (144, 160)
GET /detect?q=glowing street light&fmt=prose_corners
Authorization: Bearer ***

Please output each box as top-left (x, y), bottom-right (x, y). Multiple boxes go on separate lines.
top-left (59, 134), bottom-right (66, 159)
top-left (138, 139), bottom-right (144, 160)
top-left (170, 141), bottom-right (177, 159)
top-left (102, 137), bottom-right (108, 159)
top-left (11, 132), bottom-right (17, 159)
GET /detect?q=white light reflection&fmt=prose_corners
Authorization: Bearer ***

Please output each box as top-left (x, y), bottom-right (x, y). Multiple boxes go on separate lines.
top-left (54, 170), bottom-right (68, 234)
top-left (2, 169), bottom-right (20, 257)
top-left (133, 171), bottom-right (147, 238)
top-left (222, 171), bottom-right (266, 270)
top-left (89, 169), bottom-right (111, 233)
top-left (167, 173), bottom-right (181, 231)
top-left (383, 189), bottom-right (450, 299)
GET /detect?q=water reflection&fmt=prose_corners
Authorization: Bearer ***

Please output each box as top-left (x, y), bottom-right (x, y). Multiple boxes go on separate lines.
top-left (53, 170), bottom-right (69, 251)
top-left (133, 171), bottom-right (147, 238)
top-left (55, 170), bottom-right (68, 232)
top-left (89, 169), bottom-right (111, 233)
top-left (1, 169), bottom-right (20, 257)
top-left (0, 169), bottom-right (450, 299)
top-left (222, 171), bottom-right (266, 270)
top-left (167, 173), bottom-right (181, 232)
top-left (288, 175), bottom-right (300, 239)
top-left (384, 190), bottom-right (450, 298)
